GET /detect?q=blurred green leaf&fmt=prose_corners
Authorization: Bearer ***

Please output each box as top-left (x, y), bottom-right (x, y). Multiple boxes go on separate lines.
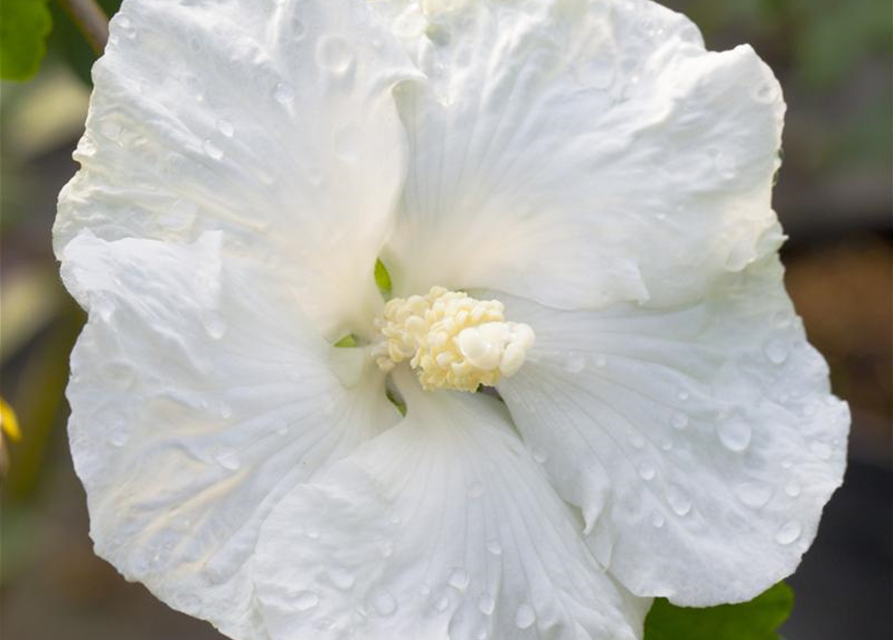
top-left (0, 0), bottom-right (53, 81)
top-left (644, 583), bottom-right (794, 640)
top-left (47, 0), bottom-right (121, 84)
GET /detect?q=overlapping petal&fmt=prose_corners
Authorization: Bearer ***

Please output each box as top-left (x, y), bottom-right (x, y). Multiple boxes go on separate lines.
top-left (56, 0), bottom-right (420, 338)
top-left (253, 371), bottom-right (648, 640)
top-left (61, 231), bottom-right (399, 640)
top-left (496, 256), bottom-right (849, 606)
top-left (376, 0), bottom-right (785, 311)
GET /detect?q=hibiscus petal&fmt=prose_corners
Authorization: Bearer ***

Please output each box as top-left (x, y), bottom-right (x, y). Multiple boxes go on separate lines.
top-left (253, 371), bottom-right (648, 640)
top-left (55, 0), bottom-right (419, 338)
top-left (496, 256), bottom-right (849, 607)
top-left (61, 231), bottom-right (399, 640)
top-left (376, 0), bottom-right (784, 310)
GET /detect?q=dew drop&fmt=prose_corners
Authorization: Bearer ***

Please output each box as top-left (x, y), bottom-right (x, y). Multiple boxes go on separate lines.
top-left (202, 139), bottom-right (224, 160)
top-left (476, 628), bottom-right (488, 640)
top-left (294, 590), bottom-right (319, 612)
top-left (514, 604), bottom-right (536, 630)
top-left (203, 313), bottom-right (228, 340)
top-left (784, 481), bottom-right (801, 498)
top-left (291, 18), bottom-right (306, 39)
top-left (447, 568), bottom-right (470, 591)
top-left (666, 486), bottom-right (692, 517)
top-left (763, 339), bottom-right (789, 365)
top-left (754, 82), bottom-right (780, 104)
top-left (532, 448), bottom-right (549, 464)
top-left (216, 118), bottom-right (234, 137)
top-left (219, 403), bottom-right (233, 419)
top-left (369, 589), bottom-right (398, 616)
top-left (775, 520), bottom-right (802, 545)
top-left (334, 126), bottom-right (358, 161)
top-left (478, 592), bottom-right (496, 616)
top-left (670, 411), bottom-right (689, 430)
top-left (628, 434), bottom-right (646, 449)
top-left (735, 481), bottom-right (773, 509)
top-left (317, 35), bottom-right (354, 74)
top-left (380, 541), bottom-right (394, 558)
top-left (677, 390), bottom-right (690, 401)
top-left (214, 449), bottom-right (241, 471)
top-left (638, 462), bottom-right (656, 481)
top-left (594, 354), bottom-right (608, 367)
top-left (651, 511), bottom-right (666, 529)
top-left (486, 539), bottom-right (502, 556)
top-left (435, 594), bottom-right (451, 612)
top-left (109, 430), bottom-right (129, 448)
top-left (274, 82), bottom-right (296, 104)
top-left (468, 482), bottom-right (485, 498)
top-left (564, 351), bottom-right (586, 373)
top-left (101, 121), bottom-right (122, 140)
top-left (659, 438), bottom-right (674, 452)
top-left (306, 526), bottom-right (320, 539)
top-left (718, 419), bottom-right (752, 453)
top-left (328, 567), bottom-right (355, 591)
top-left (810, 441), bottom-right (833, 461)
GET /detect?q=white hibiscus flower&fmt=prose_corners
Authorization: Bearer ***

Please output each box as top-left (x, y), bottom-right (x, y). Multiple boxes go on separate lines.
top-left (54, 0), bottom-right (849, 638)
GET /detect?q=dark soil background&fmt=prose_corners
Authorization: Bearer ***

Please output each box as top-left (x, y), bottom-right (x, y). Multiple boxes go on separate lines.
top-left (2, 1), bottom-right (890, 638)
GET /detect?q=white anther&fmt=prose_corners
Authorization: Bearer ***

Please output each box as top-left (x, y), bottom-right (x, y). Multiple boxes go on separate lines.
top-left (372, 287), bottom-right (536, 392)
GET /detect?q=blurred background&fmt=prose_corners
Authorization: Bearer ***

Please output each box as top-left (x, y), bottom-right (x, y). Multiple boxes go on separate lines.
top-left (1, 0), bottom-right (890, 638)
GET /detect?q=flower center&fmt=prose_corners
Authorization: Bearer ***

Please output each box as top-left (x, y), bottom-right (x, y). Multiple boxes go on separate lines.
top-left (373, 287), bottom-right (535, 392)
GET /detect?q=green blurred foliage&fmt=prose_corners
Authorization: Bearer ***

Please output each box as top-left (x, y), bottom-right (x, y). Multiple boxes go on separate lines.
top-left (46, 0), bottom-right (121, 83)
top-left (0, 0), bottom-right (52, 80)
top-left (645, 583), bottom-right (795, 640)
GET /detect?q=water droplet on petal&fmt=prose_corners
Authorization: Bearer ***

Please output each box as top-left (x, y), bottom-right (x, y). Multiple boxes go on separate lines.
top-left (214, 449), bottom-right (240, 471)
top-left (202, 139), bottom-right (223, 160)
top-left (435, 594), bottom-right (451, 612)
top-left (754, 82), bottom-right (780, 104)
top-left (274, 82), bottom-right (296, 104)
top-left (478, 592), bottom-right (496, 616)
top-left (216, 118), bottom-right (234, 137)
top-left (666, 486), bottom-right (692, 517)
top-left (447, 568), bottom-right (470, 591)
top-left (775, 520), bottom-right (802, 545)
top-left (467, 482), bottom-right (484, 498)
top-left (328, 567), bottom-right (355, 591)
top-left (203, 313), bottom-right (228, 340)
top-left (369, 589), bottom-right (398, 616)
top-left (670, 411), bottom-right (689, 430)
top-left (677, 390), bottom-right (690, 401)
top-left (109, 430), bottom-right (129, 448)
top-left (564, 351), bottom-right (586, 373)
top-left (638, 462), bottom-right (656, 481)
top-left (763, 339), bottom-right (789, 365)
top-left (718, 418), bottom-right (752, 452)
top-left (628, 434), bottom-right (646, 449)
top-left (486, 539), bottom-right (502, 556)
top-left (514, 604), bottom-right (536, 630)
top-left (594, 354), bottom-right (608, 367)
top-left (784, 482), bottom-right (801, 498)
top-left (294, 590), bottom-right (319, 612)
top-left (334, 126), bottom-right (358, 161)
top-left (651, 511), bottom-right (666, 529)
top-left (317, 35), bottom-right (354, 74)
top-left (532, 448), bottom-right (549, 464)
top-left (735, 481), bottom-right (773, 509)
top-left (810, 441), bottom-right (833, 460)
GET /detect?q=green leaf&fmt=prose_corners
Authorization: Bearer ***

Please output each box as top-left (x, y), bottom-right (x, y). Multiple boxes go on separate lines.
top-left (374, 259), bottom-right (393, 296)
top-left (644, 583), bottom-right (794, 640)
top-left (0, 0), bottom-right (53, 81)
top-left (333, 334), bottom-right (358, 348)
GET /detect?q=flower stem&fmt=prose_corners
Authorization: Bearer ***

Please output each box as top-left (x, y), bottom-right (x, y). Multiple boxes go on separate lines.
top-left (55, 0), bottom-right (109, 57)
